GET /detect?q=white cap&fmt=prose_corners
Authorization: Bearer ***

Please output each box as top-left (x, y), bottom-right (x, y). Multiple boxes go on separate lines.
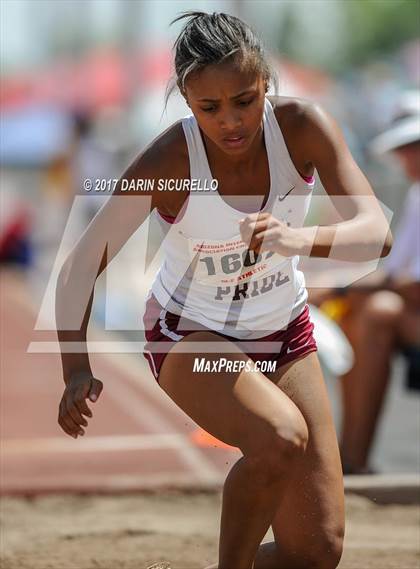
top-left (370, 90), bottom-right (420, 155)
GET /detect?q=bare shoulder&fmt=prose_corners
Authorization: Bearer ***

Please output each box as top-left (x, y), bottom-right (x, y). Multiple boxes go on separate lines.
top-left (267, 95), bottom-right (323, 176)
top-left (268, 94), bottom-right (309, 120)
top-left (116, 120), bottom-right (190, 216)
top-left (146, 119), bottom-right (189, 173)
top-left (268, 95), bottom-right (337, 138)
top-left (268, 96), bottom-right (378, 203)
top-left (268, 95), bottom-right (344, 166)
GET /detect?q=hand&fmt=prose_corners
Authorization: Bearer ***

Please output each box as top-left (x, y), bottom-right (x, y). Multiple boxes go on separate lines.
top-left (58, 370), bottom-right (103, 439)
top-left (239, 212), bottom-right (308, 257)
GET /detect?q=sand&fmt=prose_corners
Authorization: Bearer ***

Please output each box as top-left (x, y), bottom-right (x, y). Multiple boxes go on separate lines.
top-left (1, 491), bottom-right (419, 569)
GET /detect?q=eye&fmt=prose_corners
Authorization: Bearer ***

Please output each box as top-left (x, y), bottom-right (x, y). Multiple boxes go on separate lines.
top-left (201, 106), bottom-right (217, 113)
top-left (238, 98), bottom-right (254, 107)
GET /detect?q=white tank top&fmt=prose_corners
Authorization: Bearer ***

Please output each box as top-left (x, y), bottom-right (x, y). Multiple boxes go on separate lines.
top-left (149, 98), bottom-right (315, 339)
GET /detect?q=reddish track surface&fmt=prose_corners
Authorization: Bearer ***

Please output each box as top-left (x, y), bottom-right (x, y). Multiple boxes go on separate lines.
top-left (1, 270), bottom-right (239, 495)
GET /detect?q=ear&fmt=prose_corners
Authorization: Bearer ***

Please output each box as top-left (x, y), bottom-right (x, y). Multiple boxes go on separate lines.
top-left (181, 90), bottom-right (190, 108)
top-left (177, 80), bottom-right (189, 107)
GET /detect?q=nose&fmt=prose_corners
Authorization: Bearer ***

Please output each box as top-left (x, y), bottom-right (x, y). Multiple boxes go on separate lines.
top-left (219, 109), bottom-right (242, 131)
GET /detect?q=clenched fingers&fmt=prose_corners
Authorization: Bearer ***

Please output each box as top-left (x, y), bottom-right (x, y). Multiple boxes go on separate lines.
top-left (59, 399), bottom-right (85, 438)
top-left (240, 215), bottom-right (276, 243)
top-left (65, 395), bottom-right (88, 429)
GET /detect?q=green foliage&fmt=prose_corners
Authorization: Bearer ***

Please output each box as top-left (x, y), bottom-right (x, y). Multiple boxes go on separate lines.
top-left (342, 0), bottom-right (419, 65)
top-left (275, 0), bottom-right (419, 72)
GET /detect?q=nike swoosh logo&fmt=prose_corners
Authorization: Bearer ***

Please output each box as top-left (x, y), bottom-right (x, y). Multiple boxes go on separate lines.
top-left (278, 186), bottom-right (296, 202)
top-left (287, 339), bottom-right (310, 354)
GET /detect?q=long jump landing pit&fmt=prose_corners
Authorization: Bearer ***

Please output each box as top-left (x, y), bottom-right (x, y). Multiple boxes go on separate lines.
top-left (1, 491), bottom-right (419, 569)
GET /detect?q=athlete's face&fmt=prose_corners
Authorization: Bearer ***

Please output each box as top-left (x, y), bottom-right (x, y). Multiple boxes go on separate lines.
top-left (183, 60), bottom-right (267, 156)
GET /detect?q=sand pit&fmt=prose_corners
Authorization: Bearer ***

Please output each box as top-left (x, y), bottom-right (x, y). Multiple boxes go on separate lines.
top-left (1, 491), bottom-right (419, 568)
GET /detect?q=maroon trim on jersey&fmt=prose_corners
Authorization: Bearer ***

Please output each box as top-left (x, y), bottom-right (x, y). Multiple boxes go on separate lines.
top-left (157, 191), bottom-right (190, 225)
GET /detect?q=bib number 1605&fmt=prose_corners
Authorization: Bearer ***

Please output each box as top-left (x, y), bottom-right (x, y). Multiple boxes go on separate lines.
top-left (199, 249), bottom-right (272, 276)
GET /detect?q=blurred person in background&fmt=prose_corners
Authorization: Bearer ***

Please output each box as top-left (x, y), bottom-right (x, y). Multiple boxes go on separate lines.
top-left (315, 91), bottom-right (420, 475)
top-left (0, 188), bottom-right (32, 268)
top-left (33, 109), bottom-right (121, 289)
top-left (69, 110), bottom-right (121, 223)
top-left (31, 152), bottom-right (73, 298)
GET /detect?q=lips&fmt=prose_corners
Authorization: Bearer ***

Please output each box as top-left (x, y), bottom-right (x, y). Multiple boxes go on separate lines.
top-left (222, 133), bottom-right (247, 148)
top-left (223, 133), bottom-right (245, 142)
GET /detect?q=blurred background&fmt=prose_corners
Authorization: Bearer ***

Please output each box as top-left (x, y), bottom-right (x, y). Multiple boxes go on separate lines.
top-left (1, 0), bottom-right (419, 304)
top-left (1, 0), bottom-right (419, 497)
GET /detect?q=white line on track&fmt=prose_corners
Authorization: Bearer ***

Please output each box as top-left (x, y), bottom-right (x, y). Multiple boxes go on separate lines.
top-left (104, 371), bottom-right (224, 485)
top-left (2, 433), bottom-right (196, 454)
top-left (86, 331), bottom-right (233, 486)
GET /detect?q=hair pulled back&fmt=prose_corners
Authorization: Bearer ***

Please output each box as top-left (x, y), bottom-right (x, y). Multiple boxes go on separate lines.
top-left (165, 11), bottom-right (278, 105)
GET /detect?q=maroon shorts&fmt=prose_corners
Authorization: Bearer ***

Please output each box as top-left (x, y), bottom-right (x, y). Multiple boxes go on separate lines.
top-left (143, 294), bottom-right (317, 384)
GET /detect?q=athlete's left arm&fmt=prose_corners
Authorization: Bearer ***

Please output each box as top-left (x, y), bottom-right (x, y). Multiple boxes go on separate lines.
top-left (240, 103), bottom-right (393, 261)
top-left (297, 103), bottom-right (393, 260)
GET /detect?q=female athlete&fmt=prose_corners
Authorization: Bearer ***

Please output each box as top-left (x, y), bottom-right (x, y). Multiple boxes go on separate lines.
top-left (56, 11), bottom-right (392, 569)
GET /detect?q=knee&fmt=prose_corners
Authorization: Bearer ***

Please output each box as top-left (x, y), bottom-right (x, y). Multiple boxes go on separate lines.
top-left (303, 525), bottom-right (345, 569)
top-left (363, 291), bottom-right (404, 327)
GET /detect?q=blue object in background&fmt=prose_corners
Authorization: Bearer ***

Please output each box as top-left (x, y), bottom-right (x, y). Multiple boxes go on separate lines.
top-left (0, 106), bottom-right (72, 166)
top-left (0, 235), bottom-right (33, 267)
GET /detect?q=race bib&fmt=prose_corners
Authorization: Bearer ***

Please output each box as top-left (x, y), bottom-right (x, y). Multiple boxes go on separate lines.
top-left (187, 234), bottom-right (286, 286)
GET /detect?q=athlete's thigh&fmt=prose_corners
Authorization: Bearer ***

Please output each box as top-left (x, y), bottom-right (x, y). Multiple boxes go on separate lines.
top-left (158, 331), bottom-right (304, 456)
top-left (266, 352), bottom-right (345, 548)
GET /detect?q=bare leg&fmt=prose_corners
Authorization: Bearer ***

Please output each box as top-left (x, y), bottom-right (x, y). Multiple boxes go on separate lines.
top-left (204, 543), bottom-right (280, 569)
top-left (205, 353), bottom-right (344, 569)
top-left (158, 331), bottom-right (308, 569)
top-left (217, 454), bottom-right (300, 569)
top-left (340, 291), bottom-right (403, 470)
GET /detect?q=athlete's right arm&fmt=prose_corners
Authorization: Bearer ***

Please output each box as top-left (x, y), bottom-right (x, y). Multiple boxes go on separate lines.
top-left (56, 122), bottom-right (188, 438)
